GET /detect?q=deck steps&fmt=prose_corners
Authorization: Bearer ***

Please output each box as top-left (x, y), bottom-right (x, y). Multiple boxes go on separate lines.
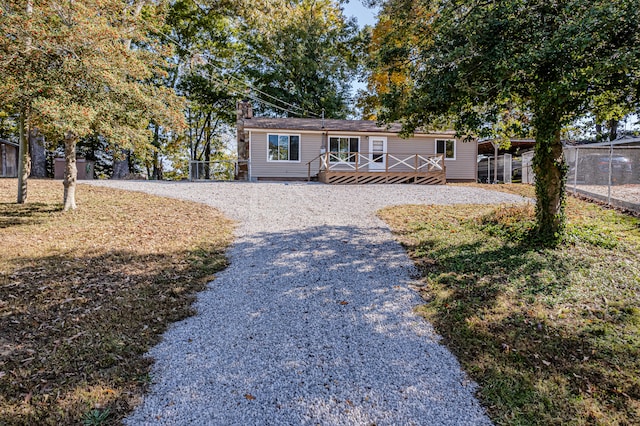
top-left (318, 171), bottom-right (446, 185)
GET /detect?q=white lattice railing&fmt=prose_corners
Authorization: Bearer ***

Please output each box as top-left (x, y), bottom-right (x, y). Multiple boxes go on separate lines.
top-left (308, 152), bottom-right (445, 180)
top-left (323, 152), bottom-right (443, 172)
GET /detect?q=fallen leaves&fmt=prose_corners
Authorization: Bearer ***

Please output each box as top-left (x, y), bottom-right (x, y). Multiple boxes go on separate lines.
top-left (0, 180), bottom-right (233, 424)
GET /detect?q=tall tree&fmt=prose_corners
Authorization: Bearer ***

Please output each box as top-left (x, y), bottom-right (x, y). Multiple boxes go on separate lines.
top-left (11, 0), bottom-right (34, 203)
top-left (0, 0), bottom-right (184, 209)
top-left (371, 0), bottom-right (640, 245)
top-left (160, 0), bottom-right (241, 177)
top-left (242, 0), bottom-right (360, 118)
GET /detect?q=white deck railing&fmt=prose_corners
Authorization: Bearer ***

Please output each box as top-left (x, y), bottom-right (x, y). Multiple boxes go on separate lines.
top-left (319, 152), bottom-right (443, 172)
top-left (308, 152), bottom-right (444, 181)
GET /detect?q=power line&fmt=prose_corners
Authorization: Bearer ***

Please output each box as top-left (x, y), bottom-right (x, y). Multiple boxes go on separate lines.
top-left (202, 54), bottom-right (321, 118)
top-left (160, 32), bottom-right (321, 118)
top-left (206, 73), bottom-right (319, 118)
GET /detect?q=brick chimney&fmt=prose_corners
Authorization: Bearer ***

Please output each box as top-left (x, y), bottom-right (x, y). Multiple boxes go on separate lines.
top-left (236, 100), bottom-right (252, 180)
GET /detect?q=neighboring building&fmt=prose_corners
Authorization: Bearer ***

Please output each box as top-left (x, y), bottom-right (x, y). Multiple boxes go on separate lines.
top-left (0, 139), bottom-right (18, 178)
top-left (477, 138), bottom-right (536, 156)
top-left (477, 138), bottom-right (536, 183)
top-left (237, 111), bottom-right (478, 184)
top-left (53, 158), bottom-right (95, 180)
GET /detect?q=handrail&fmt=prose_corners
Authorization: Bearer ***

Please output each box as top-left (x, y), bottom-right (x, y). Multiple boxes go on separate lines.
top-left (306, 152), bottom-right (445, 181)
top-left (306, 152), bottom-right (325, 181)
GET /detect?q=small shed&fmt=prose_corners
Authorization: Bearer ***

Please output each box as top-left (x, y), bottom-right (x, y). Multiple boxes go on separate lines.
top-left (54, 158), bottom-right (95, 180)
top-left (0, 139), bottom-right (19, 177)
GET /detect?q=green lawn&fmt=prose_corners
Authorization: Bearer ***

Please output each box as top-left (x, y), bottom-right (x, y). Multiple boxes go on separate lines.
top-left (379, 184), bottom-right (640, 425)
top-left (0, 180), bottom-right (233, 425)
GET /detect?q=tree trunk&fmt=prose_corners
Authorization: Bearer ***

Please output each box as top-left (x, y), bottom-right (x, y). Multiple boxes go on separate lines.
top-left (112, 149), bottom-right (130, 179)
top-left (595, 122), bottom-right (603, 142)
top-left (204, 115), bottom-right (211, 180)
top-left (532, 114), bottom-right (566, 246)
top-left (152, 150), bottom-right (162, 180)
top-left (608, 119), bottom-right (618, 141)
top-left (63, 132), bottom-right (78, 211)
top-left (17, 111), bottom-right (30, 204)
top-left (17, 0), bottom-right (33, 202)
top-left (29, 129), bottom-right (48, 178)
top-left (151, 124), bottom-right (161, 180)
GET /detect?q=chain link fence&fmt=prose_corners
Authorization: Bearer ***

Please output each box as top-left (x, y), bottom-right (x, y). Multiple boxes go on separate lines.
top-left (478, 146), bottom-right (639, 212)
top-left (189, 160), bottom-right (237, 181)
top-left (565, 146), bottom-right (640, 211)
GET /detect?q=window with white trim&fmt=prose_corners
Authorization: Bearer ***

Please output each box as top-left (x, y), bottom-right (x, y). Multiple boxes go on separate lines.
top-left (268, 134), bottom-right (300, 161)
top-left (329, 136), bottom-right (359, 162)
top-left (436, 139), bottom-right (456, 160)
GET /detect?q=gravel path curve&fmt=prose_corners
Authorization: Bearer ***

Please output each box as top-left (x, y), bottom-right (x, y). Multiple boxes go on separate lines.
top-left (85, 182), bottom-right (526, 425)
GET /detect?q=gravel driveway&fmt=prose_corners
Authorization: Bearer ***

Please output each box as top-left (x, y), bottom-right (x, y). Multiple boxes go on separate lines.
top-left (86, 181), bottom-right (526, 425)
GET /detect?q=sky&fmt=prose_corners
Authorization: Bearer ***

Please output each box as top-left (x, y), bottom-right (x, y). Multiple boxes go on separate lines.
top-left (341, 0), bottom-right (379, 102)
top-left (342, 0), bottom-right (379, 28)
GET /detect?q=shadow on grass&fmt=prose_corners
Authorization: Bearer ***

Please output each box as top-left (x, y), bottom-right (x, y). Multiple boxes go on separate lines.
top-left (0, 202), bottom-right (63, 228)
top-left (0, 244), bottom-right (227, 425)
top-left (409, 237), bottom-right (640, 425)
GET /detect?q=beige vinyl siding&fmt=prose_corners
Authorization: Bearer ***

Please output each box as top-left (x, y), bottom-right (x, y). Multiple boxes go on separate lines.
top-left (249, 131), bottom-right (477, 181)
top-left (385, 136), bottom-right (477, 180)
top-left (250, 131), bottom-right (323, 178)
top-left (385, 136), bottom-right (429, 173)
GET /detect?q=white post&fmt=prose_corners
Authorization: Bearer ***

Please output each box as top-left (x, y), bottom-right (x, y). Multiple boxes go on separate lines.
top-left (491, 141), bottom-right (499, 184)
top-left (504, 153), bottom-right (512, 183)
top-left (607, 141), bottom-right (613, 205)
top-left (573, 148), bottom-right (579, 195)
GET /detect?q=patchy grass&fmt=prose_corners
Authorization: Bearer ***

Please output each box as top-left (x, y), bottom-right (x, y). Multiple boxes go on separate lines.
top-left (0, 179), bottom-right (233, 425)
top-left (379, 184), bottom-right (640, 425)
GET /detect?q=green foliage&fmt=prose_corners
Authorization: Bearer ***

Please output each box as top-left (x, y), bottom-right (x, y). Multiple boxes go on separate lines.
top-left (242, 0), bottom-right (361, 118)
top-left (0, 0), bottom-right (187, 193)
top-left (0, 1), bottom-right (185, 146)
top-left (370, 0), bottom-right (640, 245)
top-left (0, 111), bottom-right (16, 141)
top-left (565, 224), bottom-right (619, 249)
top-left (82, 408), bottom-right (110, 426)
top-left (159, 0), bottom-right (244, 176)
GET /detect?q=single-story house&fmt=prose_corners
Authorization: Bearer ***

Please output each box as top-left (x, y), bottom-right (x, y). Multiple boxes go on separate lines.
top-left (0, 139), bottom-right (19, 178)
top-left (237, 108), bottom-right (477, 184)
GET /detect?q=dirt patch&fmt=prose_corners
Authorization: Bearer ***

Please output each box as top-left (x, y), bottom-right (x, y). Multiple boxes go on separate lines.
top-left (569, 184), bottom-right (640, 213)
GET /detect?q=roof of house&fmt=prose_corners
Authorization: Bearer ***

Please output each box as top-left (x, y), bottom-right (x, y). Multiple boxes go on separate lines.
top-left (0, 138), bottom-right (18, 147)
top-left (241, 117), bottom-right (455, 136)
top-left (477, 138), bottom-right (536, 155)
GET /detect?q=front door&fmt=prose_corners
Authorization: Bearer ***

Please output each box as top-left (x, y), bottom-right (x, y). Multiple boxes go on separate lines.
top-left (369, 137), bottom-right (387, 171)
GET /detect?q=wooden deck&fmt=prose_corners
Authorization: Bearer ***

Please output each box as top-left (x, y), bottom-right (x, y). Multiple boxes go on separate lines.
top-left (318, 170), bottom-right (446, 185)
top-left (309, 152), bottom-right (446, 185)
